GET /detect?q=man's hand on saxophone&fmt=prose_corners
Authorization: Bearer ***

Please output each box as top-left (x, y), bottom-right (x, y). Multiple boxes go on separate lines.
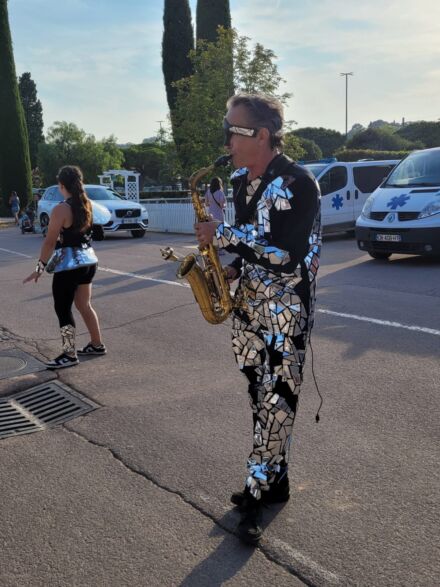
top-left (194, 219), bottom-right (221, 247)
top-left (224, 265), bottom-right (239, 284)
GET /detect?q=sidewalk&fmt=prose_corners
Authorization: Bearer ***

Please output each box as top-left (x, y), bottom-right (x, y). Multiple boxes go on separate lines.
top-left (0, 217), bottom-right (15, 228)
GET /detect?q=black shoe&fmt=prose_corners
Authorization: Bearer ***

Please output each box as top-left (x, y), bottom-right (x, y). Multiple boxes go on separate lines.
top-left (237, 497), bottom-right (263, 545)
top-left (231, 472), bottom-right (290, 510)
top-left (46, 353), bottom-right (79, 370)
top-left (77, 342), bottom-right (107, 355)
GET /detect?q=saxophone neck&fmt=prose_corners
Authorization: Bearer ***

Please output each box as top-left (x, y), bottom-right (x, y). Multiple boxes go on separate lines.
top-left (189, 164), bottom-right (215, 193)
top-left (189, 155), bottom-right (232, 192)
top-left (189, 155), bottom-right (232, 222)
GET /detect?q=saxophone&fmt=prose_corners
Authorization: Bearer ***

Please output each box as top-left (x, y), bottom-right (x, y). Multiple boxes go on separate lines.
top-left (160, 155), bottom-right (234, 324)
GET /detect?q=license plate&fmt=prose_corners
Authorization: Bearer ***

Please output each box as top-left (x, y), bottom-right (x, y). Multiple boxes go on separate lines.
top-left (122, 218), bottom-right (135, 223)
top-left (375, 233), bottom-right (402, 242)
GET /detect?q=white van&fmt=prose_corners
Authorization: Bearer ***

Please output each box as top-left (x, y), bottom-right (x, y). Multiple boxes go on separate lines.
top-left (355, 147), bottom-right (440, 259)
top-left (304, 159), bottom-right (399, 232)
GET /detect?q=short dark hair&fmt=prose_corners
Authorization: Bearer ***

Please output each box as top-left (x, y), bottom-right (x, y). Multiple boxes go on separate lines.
top-left (226, 93), bottom-right (284, 148)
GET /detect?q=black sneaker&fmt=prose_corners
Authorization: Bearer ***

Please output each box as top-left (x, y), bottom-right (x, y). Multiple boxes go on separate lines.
top-left (77, 342), bottom-right (107, 356)
top-left (237, 497), bottom-right (263, 545)
top-left (46, 353), bottom-right (79, 370)
top-left (231, 471), bottom-right (290, 510)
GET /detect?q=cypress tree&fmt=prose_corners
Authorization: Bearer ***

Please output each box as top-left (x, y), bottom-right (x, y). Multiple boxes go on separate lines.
top-left (196, 0), bottom-right (231, 44)
top-left (0, 0), bottom-right (32, 214)
top-left (162, 0), bottom-right (194, 113)
top-left (19, 72), bottom-right (44, 169)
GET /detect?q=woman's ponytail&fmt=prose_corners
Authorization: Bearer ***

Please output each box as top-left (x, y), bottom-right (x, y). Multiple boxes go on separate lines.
top-left (57, 166), bottom-right (92, 232)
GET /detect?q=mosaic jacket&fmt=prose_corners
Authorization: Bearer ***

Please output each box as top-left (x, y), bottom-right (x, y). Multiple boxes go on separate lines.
top-left (215, 154), bottom-right (321, 319)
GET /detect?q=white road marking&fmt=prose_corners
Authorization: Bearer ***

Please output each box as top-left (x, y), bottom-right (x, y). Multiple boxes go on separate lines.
top-left (98, 266), bottom-right (189, 288)
top-left (0, 247), bottom-right (32, 258)
top-left (2, 245), bottom-right (439, 337)
top-left (318, 309), bottom-right (440, 337)
top-left (271, 538), bottom-right (341, 584)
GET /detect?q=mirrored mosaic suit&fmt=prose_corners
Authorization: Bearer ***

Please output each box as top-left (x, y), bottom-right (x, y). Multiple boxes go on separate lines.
top-left (215, 154), bottom-right (321, 499)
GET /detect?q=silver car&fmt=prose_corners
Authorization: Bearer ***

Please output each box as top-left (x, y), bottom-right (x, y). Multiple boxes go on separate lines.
top-left (38, 184), bottom-right (149, 239)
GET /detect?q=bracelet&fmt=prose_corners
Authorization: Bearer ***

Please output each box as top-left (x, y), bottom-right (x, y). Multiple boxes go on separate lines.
top-left (35, 259), bottom-right (47, 275)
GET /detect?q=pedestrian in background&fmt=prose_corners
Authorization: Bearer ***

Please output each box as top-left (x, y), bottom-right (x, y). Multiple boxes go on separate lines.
top-left (205, 176), bottom-right (226, 222)
top-left (9, 191), bottom-right (20, 225)
top-left (204, 176), bottom-right (226, 254)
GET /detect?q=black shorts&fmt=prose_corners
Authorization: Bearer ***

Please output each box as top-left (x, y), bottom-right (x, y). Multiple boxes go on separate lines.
top-left (53, 264), bottom-right (97, 287)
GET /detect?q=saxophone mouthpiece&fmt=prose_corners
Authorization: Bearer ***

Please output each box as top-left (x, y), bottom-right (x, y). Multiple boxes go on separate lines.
top-left (214, 154), bottom-right (232, 168)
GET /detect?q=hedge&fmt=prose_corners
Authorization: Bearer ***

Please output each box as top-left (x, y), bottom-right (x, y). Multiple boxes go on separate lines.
top-left (139, 190), bottom-right (190, 200)
top-left (333, 148), bottom-right (410, 162)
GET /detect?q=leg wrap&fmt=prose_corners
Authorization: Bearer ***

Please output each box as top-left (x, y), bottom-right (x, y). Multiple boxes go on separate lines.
top-left (61, 325), bottom-right (76, 356)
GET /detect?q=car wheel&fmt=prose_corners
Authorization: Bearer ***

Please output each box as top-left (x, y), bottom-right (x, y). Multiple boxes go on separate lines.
top-left (131, 229), bottom-right (146, 238)
top-left (368, 251), bottom-right (391, 260)
top-left (92, 225), bottom-right (105, 241)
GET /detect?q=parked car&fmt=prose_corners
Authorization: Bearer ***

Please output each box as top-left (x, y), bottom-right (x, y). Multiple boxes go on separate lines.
top-left (38, 184), bottom-right (148, 239)
top-left (304, 159), bottom-right (399, 232)
top-left (355, 147), bottom-right (440, 259)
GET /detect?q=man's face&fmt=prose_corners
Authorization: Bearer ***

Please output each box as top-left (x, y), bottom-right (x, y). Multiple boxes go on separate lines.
top-left (224, 104), bottom-right (263, 169)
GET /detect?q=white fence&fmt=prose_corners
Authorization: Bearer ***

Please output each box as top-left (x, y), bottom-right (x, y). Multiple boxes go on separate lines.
top-left (141, 198), bottom-right (235, 234)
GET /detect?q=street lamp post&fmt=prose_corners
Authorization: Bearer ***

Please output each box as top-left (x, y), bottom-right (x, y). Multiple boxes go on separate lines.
top-left (156, 120), bottom-right (164, 145)
top-left (340, 72), bottom-right (353, 138)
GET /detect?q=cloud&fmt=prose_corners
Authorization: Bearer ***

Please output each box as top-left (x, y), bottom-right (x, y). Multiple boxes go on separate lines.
top-left (9, 0), bottom-right (440, 140)
top-left (230, 0), bottom-right (440, 130)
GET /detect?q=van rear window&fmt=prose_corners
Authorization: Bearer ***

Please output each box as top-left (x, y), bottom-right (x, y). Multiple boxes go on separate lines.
top-left (353, 165), bottom-right (395, 193)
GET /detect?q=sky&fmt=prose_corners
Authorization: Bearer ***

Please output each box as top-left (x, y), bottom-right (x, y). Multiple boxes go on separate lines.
top-left (8, 0), bottom-right (440, 144)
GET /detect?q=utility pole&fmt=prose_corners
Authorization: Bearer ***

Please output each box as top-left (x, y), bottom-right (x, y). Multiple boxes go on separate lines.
top-left (340, 72), bottom-right (354, 137)
top-left (156, 120), bottom-right (164, 146)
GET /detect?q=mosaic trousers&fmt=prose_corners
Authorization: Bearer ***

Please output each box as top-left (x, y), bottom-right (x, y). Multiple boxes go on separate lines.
top-left (232, 294), bottom-right (310, 500)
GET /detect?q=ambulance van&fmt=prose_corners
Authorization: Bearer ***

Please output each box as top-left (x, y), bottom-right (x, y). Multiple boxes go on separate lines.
top-left (355, 147), bottom-right (440, 259)
top-left (304, 159), bottom-right (399, 233)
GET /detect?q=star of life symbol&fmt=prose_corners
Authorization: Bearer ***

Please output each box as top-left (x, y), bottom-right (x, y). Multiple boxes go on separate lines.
top-left (332, 195), bottom-right (344, 210)
top-left (387, 194), bottom-right (410, 210)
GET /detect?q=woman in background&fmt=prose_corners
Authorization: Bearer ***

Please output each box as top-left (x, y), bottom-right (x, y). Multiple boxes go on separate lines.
top-left (205, 176), bottom-right (226, 222)
top-left (204, 177), bottom-right (226, 254)
top-left (9, 191), bottom-right (20, 225)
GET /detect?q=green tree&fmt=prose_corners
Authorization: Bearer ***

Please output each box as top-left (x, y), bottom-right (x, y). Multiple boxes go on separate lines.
top-left (124, 143), bottom-right (167, 188)
top-left (346, 127), bottom-right (421, 151)
top-left (234, 35), bottom-right (291, 103)
top-left (162, 0), bottom-right (194, 114)
top-left (196, 0), bottom-right (231, 43)
top-left (346, 123), bottom-right (365, 141)
top-left (18, 72), bottom-right (44, 168)
top-left (38, 121), bottom-right (124, 185)
top-left (172, 28), bottom-right (291, 175)
top-left (283, 134), bottom-right (306, 161)
top-left (292, 127), bottom-right (344, 157)
top-left (0, 0), bottom-right (32, 214)
top-left (297, 137), bottom-right (322, 161)
top-left (396, 121), bottom-right (440, 148)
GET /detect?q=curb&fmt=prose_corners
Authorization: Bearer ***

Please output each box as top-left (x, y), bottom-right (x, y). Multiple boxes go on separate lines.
top-left (0, 220), bottom-right (15, 229)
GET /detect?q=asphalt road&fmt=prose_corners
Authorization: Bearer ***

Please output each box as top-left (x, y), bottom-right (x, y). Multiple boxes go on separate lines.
top-left (0, 226), bottom-right (439, 587)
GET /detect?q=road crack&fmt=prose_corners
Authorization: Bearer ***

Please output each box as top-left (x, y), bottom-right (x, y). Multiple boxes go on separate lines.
top-left (62, 424), bottom-right (312, 586)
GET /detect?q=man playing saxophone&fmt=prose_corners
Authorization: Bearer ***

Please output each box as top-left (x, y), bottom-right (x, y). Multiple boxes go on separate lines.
top-left (195, 93), bottom-right (321, 545)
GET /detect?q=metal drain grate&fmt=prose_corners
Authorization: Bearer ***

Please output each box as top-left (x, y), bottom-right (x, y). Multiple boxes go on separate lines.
top-left (0, 381), bottom-right (98, 439)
